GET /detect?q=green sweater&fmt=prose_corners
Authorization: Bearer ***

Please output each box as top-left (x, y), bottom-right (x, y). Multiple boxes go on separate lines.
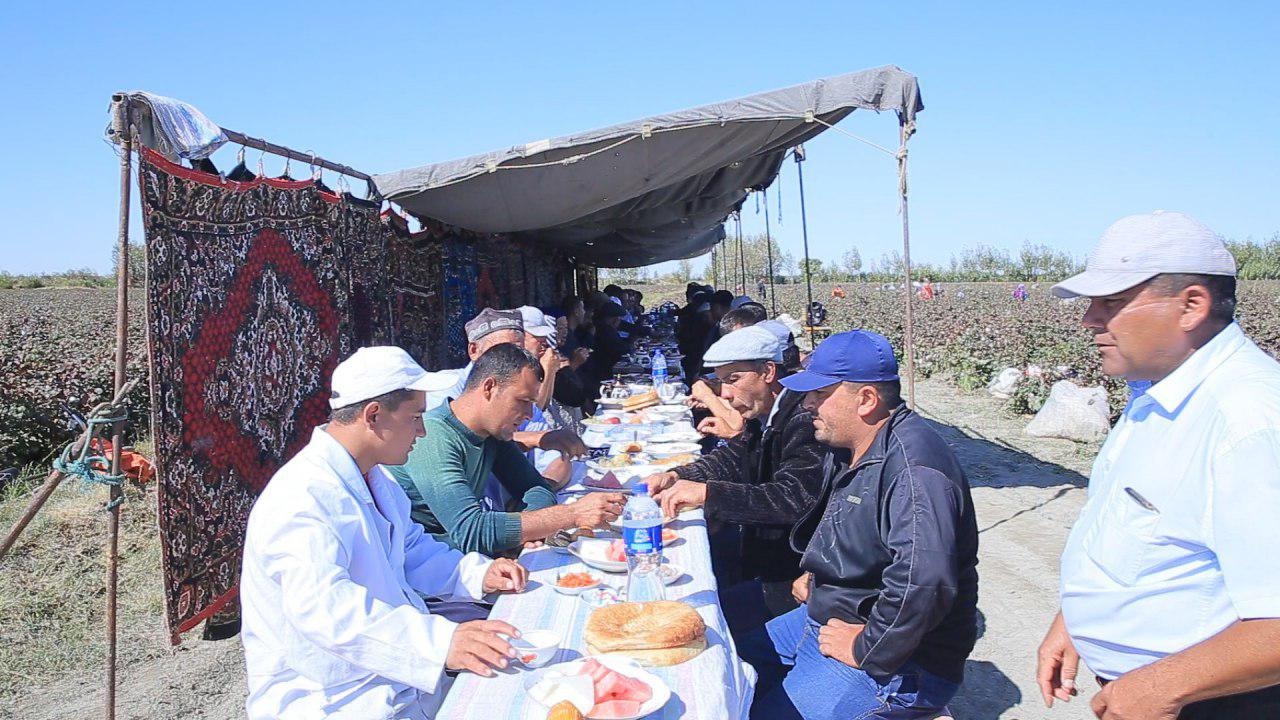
top-left (388, 402), bottom-right (556, 556)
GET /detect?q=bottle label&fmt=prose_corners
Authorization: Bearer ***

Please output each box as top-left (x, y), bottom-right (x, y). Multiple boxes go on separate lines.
top-left (623, 524), bottom-right (663, 554)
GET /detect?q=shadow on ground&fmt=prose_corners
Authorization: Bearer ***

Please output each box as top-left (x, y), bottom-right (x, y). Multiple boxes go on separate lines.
top-left (924, 418), bottom-right (1088, 491)
top-left (948, 610), bottom-right (1024, 718)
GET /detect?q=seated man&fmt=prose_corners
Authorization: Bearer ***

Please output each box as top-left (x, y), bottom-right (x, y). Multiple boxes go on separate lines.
top-left (516, 305), bottom-right (575, 489)
top-left (391, 343), bottom-right (624, 557)
top-left (740, 331), bottom-right (979, 719)
top-left (241, 346), bottom-right (530, 720)
top-left (582, 300), bottom-right (633, 394)
top-left (646, 325), bottom-right (827, 631)
top-left (428, 307), bottom-right (585, 465)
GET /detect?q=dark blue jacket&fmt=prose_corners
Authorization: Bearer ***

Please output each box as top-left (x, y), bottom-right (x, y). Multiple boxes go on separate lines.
top-left (792, 406), bottom-right (979, 682)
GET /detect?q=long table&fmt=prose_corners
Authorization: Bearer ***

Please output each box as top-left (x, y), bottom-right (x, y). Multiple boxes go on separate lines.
top-left (437, 441), bottom-right (757, 718)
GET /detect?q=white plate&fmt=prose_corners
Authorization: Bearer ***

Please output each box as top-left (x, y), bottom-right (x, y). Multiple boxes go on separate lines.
top-left (648, 405), bottom-right (690, 418)
top-left (649, 429), bottom-right (702, 444)
top-left (585, 456), bottom-right (648, 474)
top-left (522, 656), bottom-right (671, 720)
top-left (585, 463), bottom-right (663, 482)
top-left (646, 442), bottom-right (702, 457)
top-left (568, 538), bottom-right (628, 573)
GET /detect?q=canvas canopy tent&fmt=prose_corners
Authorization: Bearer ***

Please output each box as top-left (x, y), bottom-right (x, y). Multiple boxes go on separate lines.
top-left (374, 65), bottom-right (922, 268)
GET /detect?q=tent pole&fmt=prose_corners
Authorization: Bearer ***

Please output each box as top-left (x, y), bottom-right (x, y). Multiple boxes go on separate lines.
top-left (794, 147), bottom-right (815, 345)
top-left (106, 94), bottom-right (135, 720)
top-left (897, 121), bottom-right (917, 409)
top-left (762, 189), bottom-right (777, 315)
top-left (720, 240), bottom-right (729, 288)
top-left (735, 214), bottom-right (745, 293)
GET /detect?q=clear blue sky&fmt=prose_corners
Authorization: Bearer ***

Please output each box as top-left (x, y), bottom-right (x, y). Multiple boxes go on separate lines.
top-left (2, 1), bottom-right (1277, 275)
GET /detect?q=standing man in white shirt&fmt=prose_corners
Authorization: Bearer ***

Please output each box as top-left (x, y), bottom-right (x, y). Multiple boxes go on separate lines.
top-left (241, 346), bottom-right (530, 720)
top-left (1036, 212), bottom-right (1280, 719)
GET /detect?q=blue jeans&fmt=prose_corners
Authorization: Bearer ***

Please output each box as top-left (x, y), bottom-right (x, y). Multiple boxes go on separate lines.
top-left (739, 606), bottom-right (958, 719)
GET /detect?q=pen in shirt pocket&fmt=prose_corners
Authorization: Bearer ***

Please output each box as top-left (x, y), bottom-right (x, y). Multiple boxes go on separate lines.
top-left (1123, 486), bottom-right (1159, 513)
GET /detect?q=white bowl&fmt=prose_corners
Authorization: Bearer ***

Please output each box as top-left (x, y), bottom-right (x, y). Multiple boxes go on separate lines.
top-left (656, 563), bottom-right (685, 586)
top-left (510, 629), bottom-right (561, 668)
top-left (551, 570), bottom-right (603, 595)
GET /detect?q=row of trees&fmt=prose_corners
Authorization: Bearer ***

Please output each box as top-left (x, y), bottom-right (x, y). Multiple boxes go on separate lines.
top-left (603, 233), bottom-right (1280, 285)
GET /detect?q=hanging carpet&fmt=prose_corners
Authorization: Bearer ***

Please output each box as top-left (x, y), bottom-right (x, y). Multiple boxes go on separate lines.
top-left (139, 147), bottom-right (387, 642)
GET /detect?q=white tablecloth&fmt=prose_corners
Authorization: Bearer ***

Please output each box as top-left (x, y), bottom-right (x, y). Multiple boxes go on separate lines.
top-left (436, 505), bottom-right (757, 719)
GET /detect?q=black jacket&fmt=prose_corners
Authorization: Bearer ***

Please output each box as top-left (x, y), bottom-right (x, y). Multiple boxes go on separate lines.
top-left (794, 406), bottom-right (979, 683)
top-left (674, 389), bottom-right (827, 582)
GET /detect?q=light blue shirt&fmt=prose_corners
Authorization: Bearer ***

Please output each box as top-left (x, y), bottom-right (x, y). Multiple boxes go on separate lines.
top-left (1060, 322), bottom-right (1280, 679)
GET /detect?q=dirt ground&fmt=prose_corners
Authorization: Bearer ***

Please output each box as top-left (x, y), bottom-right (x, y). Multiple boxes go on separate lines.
top-left (5, 377), bottom-right (1100, 720)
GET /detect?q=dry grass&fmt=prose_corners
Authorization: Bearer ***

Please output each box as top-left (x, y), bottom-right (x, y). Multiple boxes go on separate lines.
top-left (0, 478), bottom-right (169, 699)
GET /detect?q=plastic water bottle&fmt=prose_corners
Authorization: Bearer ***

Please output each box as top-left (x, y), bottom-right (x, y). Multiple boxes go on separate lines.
top-left (651, 349), bottom-right (668, 390)
top-left (621, 483), bottom-right (666, 602)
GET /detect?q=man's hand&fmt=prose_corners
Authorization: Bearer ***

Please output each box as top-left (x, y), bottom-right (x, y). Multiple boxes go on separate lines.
top-left (570, 492), bottom-right (626, 528)
top-left (690, 379), bottom-right (718, 405)
top-left (570, 347), bottom-right (591, 369)
top-left (697, 416), bottom-right (739, 439)
top-left (539, 347), bottom-right (560, 377)
top-left (1090, 668), bottom-right (1182, 720)
top-left (643, 471), bottom-right (680, 495)
top-left (817, 619), bottom-right (865, 668)
top-left (791, 572), bottom-right (812, 604)
top-left (538, 429), bottom-right (588, 458)
top-left (653, 479), bottom-right (707, 518)
top-left (1037, 611), bottom-right (1080, 707)
top-left (445, 620), bottom-right (519, 677)
top-left (482, 557), bottom-right (528, 594)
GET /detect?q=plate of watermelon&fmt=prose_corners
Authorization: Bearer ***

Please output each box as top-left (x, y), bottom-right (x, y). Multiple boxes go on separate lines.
top-left (524, 656), bottom-right (671, 719)
top-left (568, 538), bottom-right (629, 573)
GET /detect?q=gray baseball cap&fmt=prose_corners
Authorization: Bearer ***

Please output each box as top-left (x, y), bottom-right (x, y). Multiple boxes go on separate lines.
top-left (1051, 211), bottom-right (1236, 299)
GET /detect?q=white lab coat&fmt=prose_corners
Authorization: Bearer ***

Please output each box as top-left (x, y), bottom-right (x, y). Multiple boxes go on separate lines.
top-left (241, 427), bottom-right (493, 719)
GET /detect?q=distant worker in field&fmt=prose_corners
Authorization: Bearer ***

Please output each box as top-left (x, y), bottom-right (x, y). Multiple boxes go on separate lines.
top-left (1037, 211), bottom-right (1280, 719)
top-left (919, 277), bottom-right (935, 301)
top-left (831, 284), bottom-right (847, 299)
top-left (757, 274), bottom-right (768, 299)
top-left (1013, 282), bottom-right (1029, 302)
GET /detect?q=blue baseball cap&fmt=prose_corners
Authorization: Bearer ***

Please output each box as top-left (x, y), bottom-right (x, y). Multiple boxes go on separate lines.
top-left (780, 330), bottom-right (899, 392)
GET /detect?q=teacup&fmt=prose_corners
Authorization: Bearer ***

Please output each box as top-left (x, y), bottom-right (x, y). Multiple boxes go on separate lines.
top-left (511, 630), bottom-right (561, 668)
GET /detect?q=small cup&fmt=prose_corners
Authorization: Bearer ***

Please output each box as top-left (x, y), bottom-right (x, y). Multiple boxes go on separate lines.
top-left (511, 629), bottom-right (561, 668)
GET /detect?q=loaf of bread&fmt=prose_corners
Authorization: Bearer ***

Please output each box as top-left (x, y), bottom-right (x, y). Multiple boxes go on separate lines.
top-left (621, 390), bottom-right (659, 412)
top-left (584, 600), bottom-right (707, 667)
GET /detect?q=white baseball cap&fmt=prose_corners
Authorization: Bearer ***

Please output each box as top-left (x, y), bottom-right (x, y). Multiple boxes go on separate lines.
top-left (1052, 211), bottom-right (1236, 299)
top-left (703, 325), bottom-right (786, 368)
top-left (328, 346), bottom-right (455, 409)
top-left (517, 306), bottom-right (557, 343)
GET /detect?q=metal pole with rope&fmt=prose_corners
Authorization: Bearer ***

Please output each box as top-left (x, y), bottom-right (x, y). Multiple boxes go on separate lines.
top-left (897, 120), bottom-right (918, 409)
top-left (794, 146), bottom-right (816, 345)
top-left (105, 93), bottom-right (134, 720)
top-left (762, 188), bottom-right (777, 315)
